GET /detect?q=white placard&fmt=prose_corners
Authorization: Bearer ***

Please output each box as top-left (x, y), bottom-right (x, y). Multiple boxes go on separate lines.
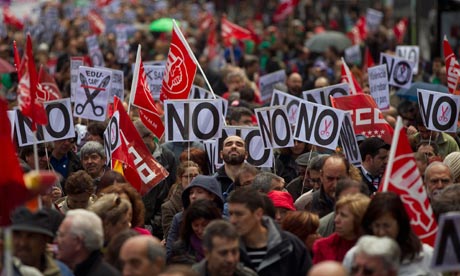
top-left (259, 69), bottom-right (286, 103)
top-left (303, 83), bottom-right (349, 107)
top-left (368, 64), bottom-right (390, 110)
top-left (109, 68), bottom-right (124, 103)
top-left (189, 85), bottom-right (228, 117)
top-left (255, 105), bottom-right (294, 149)
top-left (86, 35), bottom-right (105, 67)
top-left (366, 8), bottom-right (384, 32)
top-left (431, 212), bottom-right (460, 272)
top-left (271, 89), bottom-right (302, 124)
top-left (417, 88), bottom-right (460, 133)
top-left (396, 46), bottom-right (420, 74)
top-left (144, 64), bottom-right (165, 100)
top-left (339, 113), bottom-right (362, 167)
top-left (380, 53), bottom-right (415, 89)
top-left (70, 57), bottom-right (84, 102)
top-left (345, 45), bottom-right (362, 65)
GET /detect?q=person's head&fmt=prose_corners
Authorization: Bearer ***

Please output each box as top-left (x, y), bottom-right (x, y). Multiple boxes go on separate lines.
top-left (286, 72), bottom-right (303, 96)
top-left (334, 193), bottom-right (370, 240)
top-left (295, 151), bottom-right (319, 182)
top-left (202, 220), bottom-right (241, 276)
top-left (414, 152), bottom-right (429, 179)
top-left (120, 235), bottom-right (165, 276)
top-left (86, 121), bottom-right (106, 144)
top-left (397, 100), bottom-right (417, 123)
top-left (181, 175), bottom-right (224, 209)
top-left (335, 178), bottom-right (368, 199)
top-left (57, 209), bottom-right (104, 269)
top-left (282, 211), bottom-right (320, 250)
top-left (416, 142), bottom-right (439, 158)
top-left (64, 170), bottom-right (95, 210)
top-left (20, 144), bottom-right (51, 170)
top-left (158, 265), bottom-right (199, 276)
top-left (101, 184), bottom-right (146, 228)
top-left (320, 154), bottom-right (350, 199)
top-left (225, 69), bottom-right (246, 92)
top-left (89, 193), bottom-right (132, 244)
top-left (52, 137), bottom-right (76, 157)
top-left (179, 148), bottom-right (209, 175)
top-left (228, 106), bottom-right (254, 126)
top-left (308, 261), bottom-right (347, 276)
top-left (424, 161), bottom-right (453, 198)
top-left (359, 137), bottom-right (390, 177)
top-left (266, 190), bottom-right (296, 224)
top-left (176, 160), bottom-right (202, 189)
top-left (96, 170), bottom-right (127, 195)
top-left (443, 151), bottom-right (460, 183)
top-left (351, 235), bottom-right (400, 276)
top-left (233, 163), bottom-right (259, 189)
top-left (308, 154), bottom-right (328, 190)
top-left (11, 208), bottom-right (59, 267)
top-left (180, 199), bottom-right (222, 241)
top-left (105, 229), bottom-right (139, 271)
top-left (431, 183), bottom-right (460, 220)
top-left (416, 122), bottom-right (437, 141)
top-left (227, 188), bottom-right (265, 237)
top-left (361, 192), bottom-right (422, 261)
top-left (251, 172), bottom-right (285, 193)
top-left (80, 141), bottom-right (106, 178)
top-left (133, 120), bottom-right (156, 153)
top-left (220, 135), bottom-right (247, 166)
top-left (313, 76), bottom-right (329, 88)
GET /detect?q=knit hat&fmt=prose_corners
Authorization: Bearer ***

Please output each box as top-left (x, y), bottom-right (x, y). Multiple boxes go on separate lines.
top-left (267, 191), bottom-right (296, 211)
top-left (444, 152), bottom-right (460, 181)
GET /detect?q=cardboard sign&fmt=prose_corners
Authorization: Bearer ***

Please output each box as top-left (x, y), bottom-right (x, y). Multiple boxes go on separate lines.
top-left (431, 212), bottom-right (460, 272)
top-left (380, 53), bottom-right (415, 89)
top-left (270, 89), bottom-right (302, 124)
top-left (115, 25), bottom-right (129, 64)
top-left (103, 110), bottom-right (121, 167)
top-left (294, 100), bottom-right (345, 150)
top-left (303, 83), bottom-right (349, 107)
top-left (216, 126), bottom-right (273, 168)
top-left (15, 98), bottom-right (75, 146)
top-left (70, 57), bottom-right (84, 102)
top-left (255, 105), bottom-right (294, 149)
top-left (144, 64), bottom-right (165, 100)
top-left (109, 68), bottom-right (124, 103)
top-left (259, 69), bottom-right (286, 103)
top-left (366, 8), bottom-right (383, 32)
top-left (74, 66), bottom-right (112, 121)
top-left (396, 46), bottom-right (420, 74)
top-left (86, 35), bottom-right (105, 67)
top-left (189, 85), bottom-right (228, 117)
top-left (339, 113), bottom-right (362, 167)
top-left (418, 89), bottom-right (460, 133)
top-left (345, 45), bottom-right (362, 65)
top-left (368, 64), bottom-right (390, 110)
top-left (164, 99), bottom-right (223, 142)
top-left (203, 140), bottom-right (216, 174)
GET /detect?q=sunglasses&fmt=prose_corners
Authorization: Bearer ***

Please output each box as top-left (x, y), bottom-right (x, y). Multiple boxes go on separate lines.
top-left (351, 265), bottom-right (376, 276)
top-left (38, 150), bottom-right (51, 157)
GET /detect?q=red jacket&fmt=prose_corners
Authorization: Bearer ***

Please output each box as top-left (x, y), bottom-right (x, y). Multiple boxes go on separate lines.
top-left (312, 232), bottom-right (357, 264)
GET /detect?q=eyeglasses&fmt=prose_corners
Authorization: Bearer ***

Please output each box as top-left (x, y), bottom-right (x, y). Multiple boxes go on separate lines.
top-left (351, 265), bottom-right (376, 276)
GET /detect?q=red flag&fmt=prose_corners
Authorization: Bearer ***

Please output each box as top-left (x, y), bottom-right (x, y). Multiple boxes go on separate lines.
top-left (331, 94), bottom-right (394, 145)
top-left (37, 65), bottom-right (61, 101)
top-left (96, 0), bottom-right (112, 7)
top-left (363, 47), bottom-right (375, 73)
top-left (393, 18), bottom-right (408, 44)
top-left (443, 36), bottom-right (460, 95)
top-left (221, 17), bottom-right (253, 47)
top-left (17, 35), bottom-right (48, 131)
top-left (2, 7), bottom-right (24, 30)
top-left (13, 40), bottom-right (23, 79)
top-left (88, 10), bottom-right (106, 35)
top-left (347, 16), bottom-right (367, 45)
top-left (341, 58), bottom-right (363, 95)
top-left (380, 117), bottom-right (438, 246)
top-left (273, 0), bottom-right (299, 22)
top-left (160, 22), bottom-right (197, 101)
top-left (113, 97), bottom-right (169, 196)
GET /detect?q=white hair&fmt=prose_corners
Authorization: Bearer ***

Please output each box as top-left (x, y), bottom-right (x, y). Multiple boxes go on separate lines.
top-left (354, 235), bottom-right (400, 272)
top-left (66, 209), bottom-right (104, 251)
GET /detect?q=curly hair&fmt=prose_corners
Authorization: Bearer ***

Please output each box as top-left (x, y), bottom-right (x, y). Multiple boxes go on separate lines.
top-left (65, 170), bottom-right (94, 195)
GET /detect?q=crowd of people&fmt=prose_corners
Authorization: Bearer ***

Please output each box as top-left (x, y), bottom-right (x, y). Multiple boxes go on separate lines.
top-left (1, 0), bottom-right (459, 276)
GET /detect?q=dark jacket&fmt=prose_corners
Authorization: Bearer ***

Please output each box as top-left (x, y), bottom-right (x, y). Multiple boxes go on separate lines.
top-left (239, 216), bottom-right (311, 276)
top-left (192, 259), bottom-right (258, 276)
top-left (161, 184), bottom-right (183, 240)
top-left (310, 188), bottom-right (334, 218)
top-left (286, 176), bottom-right (309, 201)
top-left (359, 168), bottom-right (377, 195)
top-left (168, 239), bottom-right (200, 265)
top-left (73, 251), bottom-right (120, 276)
top-left (214, 165), bottom-right (233, 197)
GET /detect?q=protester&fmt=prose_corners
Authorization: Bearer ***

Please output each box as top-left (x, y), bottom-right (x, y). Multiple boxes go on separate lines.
top-left (443, 151), bottom-right (460, 183)
top-left (295, 154), bottom-right (328, 210)
top-left (119, 235), bottom-right (166, 276)
top-left (56, 170), bottom-right (96, 213)
top-left (266, 190), bottom-right (296, 224)
top-left (281, 211), bottom-right (320, 254)
top-left (358, 137), bottom-right (390, 195)
top-left (308, 261), bottom-right (347, 276)
top-left (286, 151), bottom-right (319, 201)
top-left (251, 172), bottom-right (285, 193)
top-left (80, 141), bottom-right (107, 182)
top-left (423, 161), bottom-right (454, 199)
top-left (50, 137), bottom-right (82, 183)
top-left (274, 140), bottom-right (311, 184)
top-left (105, 229), bottom-right (139, 272)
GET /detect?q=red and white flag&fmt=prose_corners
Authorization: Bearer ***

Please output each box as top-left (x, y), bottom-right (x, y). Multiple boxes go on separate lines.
top-left (221, 17), bottom-right (253, 47)
top-left (331, 93), bottom-right (394, 145)
top-left (341, 57), bottom-right (363, 95)
top-left (88, 10), bottom-right (106, 35)
top-left (393, 18), bottom-right (408, 44)
top-left (160, 21), bottom-right (197, 101)
top-left (130, 45), bottom-right (165, 139)
top-left (347, 16), bottom-right (367, 45)
top-left (273, 0), bottom-right (299, 22)
top-left (37, 65), bottom-right (61, 101)
top-left (380, 117), bottom-right (438, 246)
top-left (443, 36), bottom-right (460, 95)
top-left (112, 97), bottom-right (169, 196)
top-left (17, 34), bottom-right (48, 131)
top-left (2, 7), bottom-right (24, 30)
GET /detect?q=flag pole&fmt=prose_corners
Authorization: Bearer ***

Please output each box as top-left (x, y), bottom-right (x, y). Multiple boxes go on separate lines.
top-left (32, 130), bottom-right (43, 209)
top-left (128, 44), bottom-right (141, 115)
top-left (381, 116), bottom-right (402, 192)
top-left (4, 227), bottom-right (13, 276)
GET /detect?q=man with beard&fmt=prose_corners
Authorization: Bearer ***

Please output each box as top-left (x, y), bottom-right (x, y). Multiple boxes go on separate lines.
top-left (216, 136), bottom-right (248, 197)
top-left (286, 72), bottom-right (303, 97)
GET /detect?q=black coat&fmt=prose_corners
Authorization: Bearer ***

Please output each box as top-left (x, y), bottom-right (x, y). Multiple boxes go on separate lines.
top-left (74, 251), bottom-right (120, 276)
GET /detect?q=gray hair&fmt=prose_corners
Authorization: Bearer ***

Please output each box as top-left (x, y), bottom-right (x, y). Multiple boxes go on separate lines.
top-left (80, 141), bottom-right (106, 159)
top-left (66, 209), bottom-right (104, 252)
top-left (425, 161), bottom-right (453, 181)
top-left (354, 235), bottom-right (400, 273)
top-left (308, 154), bottom-right (329, 171)
top-left (252, 172), bottom-right (283, 193)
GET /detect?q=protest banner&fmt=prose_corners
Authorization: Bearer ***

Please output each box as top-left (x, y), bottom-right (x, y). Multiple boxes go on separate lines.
top-left (418, 89), bottom-right (460, 133)
top-left (303, 83), bottom-right (349, 106)
top-left (74, 66), bottom-right (112, 121)
top-left (189, 85), bottom-right (228, 117)
top-left (86, 35), bottom-right (105, 67)
top-left (115, 24), bottom-right (129, 64)
top-left (366, 8), bottom-right (383, 32)
top-left (368, 64), bottom-right (390, 110)
top-left (255, 105), bottom-right (294, 149)
top-left (15, 98), bottom-right (75, 146)
top-left (443, 36), bottom-right (460, 95)
top-left (144, 64), bottom-right (165, 100)
top-left (259, 69), bottom-right (286, 103)
top-left (339, 113), bottom-right (362, 167)
top-left (203, 140), bottom-right (217, 175)
top-left (380, 53), bottom-right (415, 89)
top-left (396, 45), bottom-right (420, 74)
top-left (164, 99), bottom-right (223, 142)
top-left (431, 212), bottom-right (460, 272)
top-left (294, 100), bottom-right (345, 150)
top-left (271, 89), bottom-right (301, 124)
top-left (70, 57), bottom-right (84, 102)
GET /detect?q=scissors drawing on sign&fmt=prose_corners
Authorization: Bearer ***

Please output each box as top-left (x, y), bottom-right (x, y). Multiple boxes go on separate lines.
top-left (320, 119), bottom-right (332, 136)
top-left (438, 105), bottom-right (449, 122)
top-left (75, 74), bottom-right (110, 116)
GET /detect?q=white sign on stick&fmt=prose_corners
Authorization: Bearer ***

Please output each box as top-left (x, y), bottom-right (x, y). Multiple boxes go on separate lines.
top-left (189, 85), bottom-right (228, 117)
top-left (259, 69), bottom-right (286, 103)
top-left (144, 65), bottom-right (165, 100)
top-left (271, 89), bottom-right (302, 124)
top-left (255, 105), bottom-right (294, 149)
top-left (417, 89), bottom-right (460, 133)
top-left (339, 113), bottom-right (362, 167)
top-left (380, 53), bottom-right (415, 89)
top-left (396, 46), bottom-right (420, 74)
top-left (303, 83), bottom-right (349, 107)
top-left (70, 57), bottom-right (84, 102)
top-left (368, 64), bottom-right (390, 110)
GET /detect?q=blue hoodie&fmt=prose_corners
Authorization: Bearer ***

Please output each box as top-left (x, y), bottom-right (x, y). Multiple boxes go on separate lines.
top-left (181, 175), bottom-right (224, 210)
